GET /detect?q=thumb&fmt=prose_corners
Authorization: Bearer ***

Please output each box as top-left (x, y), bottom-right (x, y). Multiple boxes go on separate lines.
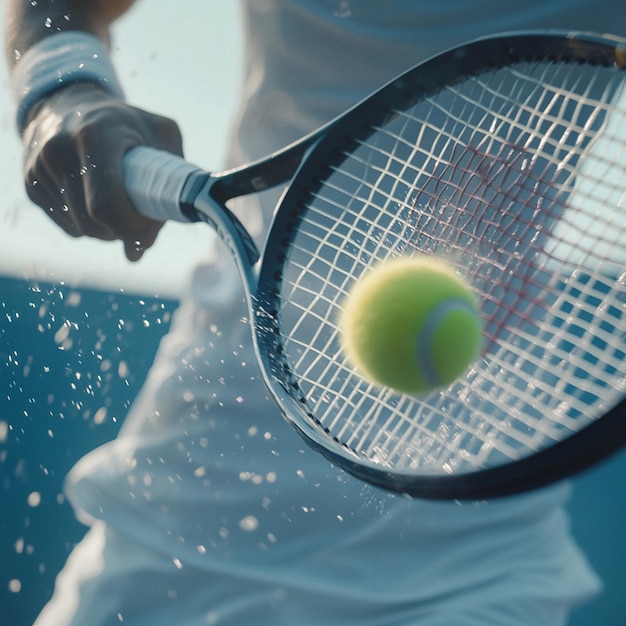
top-left (122, 220), bottom-right (162, 262)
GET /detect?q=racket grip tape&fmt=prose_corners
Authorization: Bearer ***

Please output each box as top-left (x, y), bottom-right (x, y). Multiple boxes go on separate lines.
top-left (123, 146), bottom-right (202, 222)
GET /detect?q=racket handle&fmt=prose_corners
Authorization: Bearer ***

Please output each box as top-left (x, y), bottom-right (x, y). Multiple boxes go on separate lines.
top-left (123, 146), bottom-right (203, 222)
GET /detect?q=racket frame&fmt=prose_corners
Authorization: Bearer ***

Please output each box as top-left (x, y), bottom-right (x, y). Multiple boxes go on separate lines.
top-left (126, 30), bottom-right (626, 499)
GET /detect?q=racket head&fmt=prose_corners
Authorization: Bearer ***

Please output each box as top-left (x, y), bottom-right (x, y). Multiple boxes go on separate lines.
top-left (250, 31), bottom-right (626, 499)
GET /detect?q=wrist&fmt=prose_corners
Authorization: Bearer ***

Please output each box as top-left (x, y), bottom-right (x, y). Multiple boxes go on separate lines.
top-left (11, 30), bottom-right (125, 134)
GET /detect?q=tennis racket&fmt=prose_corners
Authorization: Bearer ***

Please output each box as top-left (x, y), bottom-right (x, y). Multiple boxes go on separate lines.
top-left (123, 31), bottom-right (626, 500)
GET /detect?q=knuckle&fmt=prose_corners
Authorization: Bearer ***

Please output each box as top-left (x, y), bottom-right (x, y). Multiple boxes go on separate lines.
top-left (162, 115), bottom-right (181, 136)
top-left (24, 182), bottom-right (43, 206)
top-left (24, 172), bottom-right (42, 201)
top-left (23, 167), bottom-right (53, 209)
top-left (163, 119), bottom-right (184, 151)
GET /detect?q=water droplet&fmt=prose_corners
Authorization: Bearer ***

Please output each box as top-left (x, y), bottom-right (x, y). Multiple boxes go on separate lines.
top-left (334, 1), bottom-right (352, 17)
top-left (27, 491), bottom-right (41, 507)
top-left (8, 579), bottom-right (21, 593)
top-left (54, 324), bottom-right (69, 344)
top-left (92, 407), bottom-right (106, 425)
top-left (239, 515), bottom-right (259, 532)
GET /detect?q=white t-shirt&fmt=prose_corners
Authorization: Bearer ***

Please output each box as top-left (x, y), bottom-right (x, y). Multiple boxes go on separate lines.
top-left (232, 0), bottom-right (625, 163)
top-left (61, 1), bottom-right (621, 623)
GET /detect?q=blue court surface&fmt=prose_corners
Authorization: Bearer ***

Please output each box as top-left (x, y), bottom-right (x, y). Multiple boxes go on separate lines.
top-left (1, 276), bottom-right (625, 625)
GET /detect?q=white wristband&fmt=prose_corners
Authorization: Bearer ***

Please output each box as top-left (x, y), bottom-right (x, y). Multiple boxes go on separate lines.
top-left (11, 31), bottom-right (125, 133)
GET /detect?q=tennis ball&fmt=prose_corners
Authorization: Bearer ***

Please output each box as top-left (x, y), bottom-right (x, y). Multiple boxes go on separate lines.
top-left (340, 256), bottom-right (482, 394)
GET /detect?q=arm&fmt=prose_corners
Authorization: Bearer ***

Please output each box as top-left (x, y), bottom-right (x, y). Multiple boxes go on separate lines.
top-left (5, 0), bottom-right (135, 60)
top-left (5, 0), bottom-right (183, 261)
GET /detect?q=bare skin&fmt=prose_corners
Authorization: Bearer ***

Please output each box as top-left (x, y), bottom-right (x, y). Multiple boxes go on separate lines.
top-left (5, 0), bottom-right (183, 261)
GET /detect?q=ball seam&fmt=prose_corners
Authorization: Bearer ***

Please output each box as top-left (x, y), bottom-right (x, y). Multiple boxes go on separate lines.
top-left (416, 297), bottom-right (477, 388)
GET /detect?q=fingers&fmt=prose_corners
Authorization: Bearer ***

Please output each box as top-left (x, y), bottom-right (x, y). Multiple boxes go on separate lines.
top-left (78, 136), bottom-right (160, 254)
top-left (139, 108), bottom-right (184, 157)
top-left (21, 84), bottom-right (184, 261)
top-left (24, 132), bottom-right (117, 240)
top-left (76, 107), bottom-right (181, 260)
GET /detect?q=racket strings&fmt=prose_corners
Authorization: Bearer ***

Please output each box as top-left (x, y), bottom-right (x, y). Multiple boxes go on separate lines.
top-left (274, 59), bottom-right (626, 474)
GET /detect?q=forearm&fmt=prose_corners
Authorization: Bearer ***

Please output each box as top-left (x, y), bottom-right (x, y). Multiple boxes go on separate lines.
top-left (4, 0), bottom-right (136, 65)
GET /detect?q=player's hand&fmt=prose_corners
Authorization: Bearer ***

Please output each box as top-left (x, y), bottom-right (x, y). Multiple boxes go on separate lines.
top-left (21, 82), bottom-right (184, 261)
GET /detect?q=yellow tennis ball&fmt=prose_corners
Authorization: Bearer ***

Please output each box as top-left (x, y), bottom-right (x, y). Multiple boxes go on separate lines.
top-left (340, 256), bottom-right (482, 394)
